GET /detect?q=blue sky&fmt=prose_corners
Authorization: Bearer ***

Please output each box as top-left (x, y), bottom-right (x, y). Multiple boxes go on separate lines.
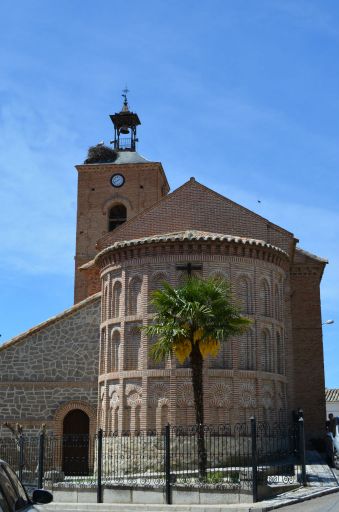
top-left (0, 0), bottom-right (338, 386)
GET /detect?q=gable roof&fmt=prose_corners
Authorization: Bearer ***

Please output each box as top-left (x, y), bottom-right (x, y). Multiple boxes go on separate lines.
top-left (0, 292), bottom-right (101, 353)
top-left (97, 178), bottom-right (296, 255)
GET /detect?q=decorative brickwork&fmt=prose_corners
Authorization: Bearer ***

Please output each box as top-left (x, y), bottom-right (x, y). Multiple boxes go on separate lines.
top-left (53, 400), bottom-right (97, 437)
top-left (97, 233), bottom-right (291, 432)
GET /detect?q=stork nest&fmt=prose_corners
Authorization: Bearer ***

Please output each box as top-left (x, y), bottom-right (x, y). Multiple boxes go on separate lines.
top-left (84, 145), bottom-right (118, 164)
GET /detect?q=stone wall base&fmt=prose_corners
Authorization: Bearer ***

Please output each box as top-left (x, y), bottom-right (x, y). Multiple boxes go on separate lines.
top-left (48, 486), bottom-right (253, 505)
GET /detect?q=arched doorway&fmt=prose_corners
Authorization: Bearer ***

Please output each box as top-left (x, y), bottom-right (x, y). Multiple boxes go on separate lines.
top-left (62, 409), bottom-right (89, 476)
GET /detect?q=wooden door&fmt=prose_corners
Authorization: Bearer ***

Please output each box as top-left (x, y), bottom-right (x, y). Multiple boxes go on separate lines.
top-left (62, 409), bottom-right (89, 476)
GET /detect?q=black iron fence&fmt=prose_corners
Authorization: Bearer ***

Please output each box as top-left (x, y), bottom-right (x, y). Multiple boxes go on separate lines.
top-left (0, 418), bottom-right (308, 503)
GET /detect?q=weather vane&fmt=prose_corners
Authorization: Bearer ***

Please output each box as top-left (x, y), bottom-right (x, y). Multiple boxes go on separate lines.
top-left (122, 85), bottom-right (130, 102)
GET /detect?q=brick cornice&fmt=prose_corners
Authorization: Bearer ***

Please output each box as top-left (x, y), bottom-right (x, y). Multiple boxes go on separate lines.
top-left (96, 237), bottom-right (290, 274)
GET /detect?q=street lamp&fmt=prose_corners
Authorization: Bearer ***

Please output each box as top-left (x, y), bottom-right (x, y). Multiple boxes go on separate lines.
top-left (322, 319), bottom-right (334, 325)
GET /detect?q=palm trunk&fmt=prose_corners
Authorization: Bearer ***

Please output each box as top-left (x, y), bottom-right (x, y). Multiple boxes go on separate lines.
top-left (190, 341), bottom-right (207, 479)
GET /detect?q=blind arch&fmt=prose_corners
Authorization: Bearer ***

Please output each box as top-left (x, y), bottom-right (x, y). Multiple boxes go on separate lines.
top-left (259, 279), bottom-right (270, 317)
top-left (237, 276), bottom-right (252, 314)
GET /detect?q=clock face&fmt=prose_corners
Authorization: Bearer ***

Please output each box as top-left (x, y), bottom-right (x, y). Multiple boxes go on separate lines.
top-left (110, 173), bottom-right (125, 188)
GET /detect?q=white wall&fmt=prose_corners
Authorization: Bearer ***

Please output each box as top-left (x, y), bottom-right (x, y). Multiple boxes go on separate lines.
top-left (326, 401), bottom-right (339, 418)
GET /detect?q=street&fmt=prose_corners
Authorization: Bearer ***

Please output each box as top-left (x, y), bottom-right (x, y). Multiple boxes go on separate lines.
top-left (276, 491), bottom-right (339, 511)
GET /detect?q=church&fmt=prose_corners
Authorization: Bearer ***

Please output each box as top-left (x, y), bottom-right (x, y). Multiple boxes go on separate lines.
top-left (0, 94), bottom-right (327, 441)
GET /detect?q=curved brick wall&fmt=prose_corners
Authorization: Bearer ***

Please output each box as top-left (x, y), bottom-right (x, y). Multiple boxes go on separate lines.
top-left (96, 236), bottom-right (291, 432)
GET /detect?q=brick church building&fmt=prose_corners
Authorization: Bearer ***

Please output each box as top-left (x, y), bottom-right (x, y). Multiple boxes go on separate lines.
top-left (0, 95), bottom-right (327, 441)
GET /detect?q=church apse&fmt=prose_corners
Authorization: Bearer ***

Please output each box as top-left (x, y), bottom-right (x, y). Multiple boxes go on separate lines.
top-left (95, 231), bottom-right (291, 432)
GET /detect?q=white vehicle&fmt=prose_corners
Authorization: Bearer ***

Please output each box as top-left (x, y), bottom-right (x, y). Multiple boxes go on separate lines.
top-left (326, 416), bottom-right (339, 468)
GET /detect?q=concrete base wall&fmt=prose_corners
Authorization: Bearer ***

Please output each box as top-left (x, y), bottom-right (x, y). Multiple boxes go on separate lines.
top-left (49, 486), bottom-right (253, 505)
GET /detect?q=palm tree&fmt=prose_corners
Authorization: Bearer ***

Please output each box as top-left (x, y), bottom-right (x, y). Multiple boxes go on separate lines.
top-left (144, 276), bottom-right (251, 478)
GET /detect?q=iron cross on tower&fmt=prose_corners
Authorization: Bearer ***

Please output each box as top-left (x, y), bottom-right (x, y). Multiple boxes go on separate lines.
top-left (176, 262), bottom-right (203, 276)
top-left (122, 86), bottom-right (130, 105)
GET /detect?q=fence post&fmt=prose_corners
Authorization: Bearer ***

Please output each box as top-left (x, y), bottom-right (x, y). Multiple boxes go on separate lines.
top-left (37, 429), bottom-right (45, 489)
top-left (250, 417), bottom-right (258, 503)
top-left (18, 434), bottom-right (24, 483)
top-left (97, 429), bottom-right (103, 503)
top-left (164, 424), bottom-right (171, 505)
top-left (298, 418), bottom-right (307, 486)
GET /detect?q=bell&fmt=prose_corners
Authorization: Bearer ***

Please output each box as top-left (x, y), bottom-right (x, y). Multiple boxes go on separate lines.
top-left (119, 126), bottom-right (130, 135)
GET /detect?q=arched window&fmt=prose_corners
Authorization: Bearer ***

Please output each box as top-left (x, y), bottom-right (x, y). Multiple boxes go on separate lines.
top-left (135, 406), bottom-right (141, 432)
top-left (111, 406), bottom-right (119, 434)
top-left (261, 330), bottom-right (270, 372)
top-left (161, 405), bottom-right (169, 429)
top-left (99, 328), bottom-right (106, 374)
top-left (148, 273), bottom-right (167, 313)
top-left (274, 284), bottom-right (281, 321)
top-left (271, 334), bottom-right (276, 373)
top-left (124, 324), bottom-right (142, 370)
top-left (276, 332), bottom-right (284, 374)
top-left (108, 329), bottom-right (120, 372)
top-left (237, 276), bottom-right (252, 314)
top-left (102, 283), bottom-right (109, 321)
top-left (239, 329), bottom-right (256, 370)
top-left (108, 204), bottom-right (126, 231)
top-left (259, 279), bottom-right (270, 317)
top-left (148, 336), bottom-right (165, 369)
top-left (127, 276), bottom-right (142, 316)
top-left (112, 281), bottom-right (122, 318)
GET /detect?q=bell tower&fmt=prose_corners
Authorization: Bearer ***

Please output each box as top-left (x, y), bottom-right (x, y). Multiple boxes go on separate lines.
top-left (74, 92), bottom-right (170, 304)
top-left (110, 88), bottom-right (140, 152)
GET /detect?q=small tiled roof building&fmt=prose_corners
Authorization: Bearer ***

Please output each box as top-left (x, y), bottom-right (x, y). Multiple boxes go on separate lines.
top-left (326, 389), bottom-right (339, 418)
top-left (0, 96), bottom-right (328, 443)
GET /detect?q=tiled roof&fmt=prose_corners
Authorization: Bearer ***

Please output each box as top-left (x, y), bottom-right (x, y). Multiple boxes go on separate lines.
top-left (326, 388), bottom-right (339, 402)
top-left (96, 229), bottom-right (289, 261)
